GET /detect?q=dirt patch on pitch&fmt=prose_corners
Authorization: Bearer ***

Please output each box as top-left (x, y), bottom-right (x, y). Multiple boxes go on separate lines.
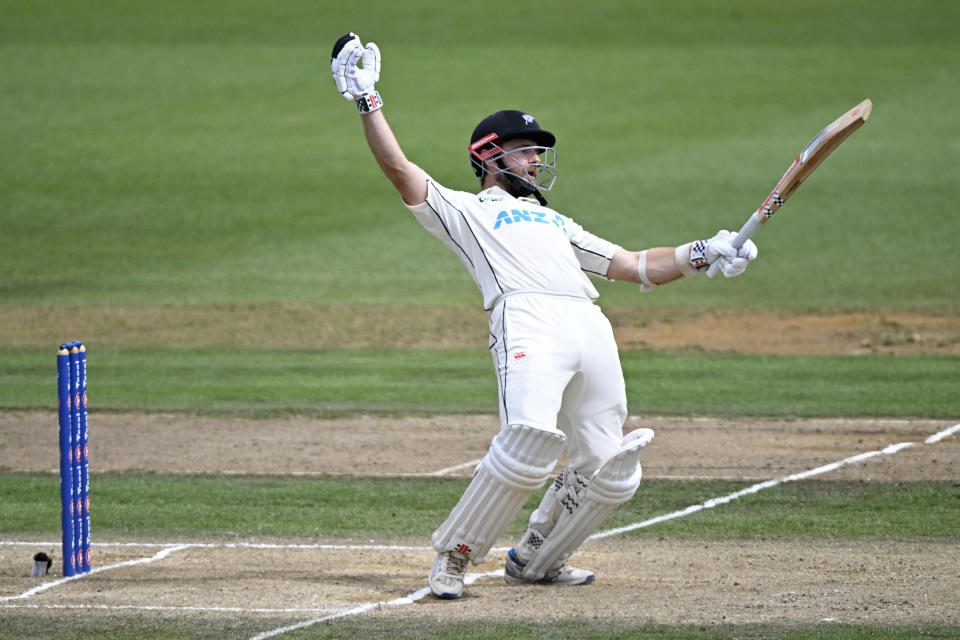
top-left (4, 303), bottom-right (959, 355)
top-left (606, 307), bottom-right (960, 356)
top-left (5, 507), bottom-right (959, 629)
top-left (2, 412), bottom-right (958, 630)
top-left (2, 412), bottom-right (957, 483)
top-left (384, 538), bottom-right (960, 626)
top-left (4, 538), bottom-right (957, 629)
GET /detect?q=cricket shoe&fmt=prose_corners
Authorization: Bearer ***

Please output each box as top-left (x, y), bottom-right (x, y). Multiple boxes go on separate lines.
top-left (428, 551), bottom-right (469, 599)
top-left (503, 548), bottom-right (595, 586)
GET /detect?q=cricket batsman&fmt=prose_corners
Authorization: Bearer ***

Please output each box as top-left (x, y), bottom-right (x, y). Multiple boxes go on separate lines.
top-left (330, 33), bottom-right (758, 599)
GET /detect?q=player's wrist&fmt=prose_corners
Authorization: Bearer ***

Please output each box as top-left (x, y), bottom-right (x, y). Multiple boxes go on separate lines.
top-left (356, 91), bottom-right (383, 114)
top-left (674, 241), bottom-right (709, 278)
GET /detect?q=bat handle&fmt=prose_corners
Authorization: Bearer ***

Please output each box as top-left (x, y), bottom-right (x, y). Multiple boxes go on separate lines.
top-left (705, 211), bottom-right (763, 278)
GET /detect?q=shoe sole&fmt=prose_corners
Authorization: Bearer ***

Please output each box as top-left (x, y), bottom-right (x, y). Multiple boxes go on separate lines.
top-left (504, 550), bottom-right (595, 586)
top-left (504, 572), bottom-right (595, 586)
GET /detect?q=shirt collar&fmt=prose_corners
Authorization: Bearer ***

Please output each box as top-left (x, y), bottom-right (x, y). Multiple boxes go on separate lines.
top-left (479, 185), bottom-right (510, 198)
top-left (478, 185), bottom-right (540, 205)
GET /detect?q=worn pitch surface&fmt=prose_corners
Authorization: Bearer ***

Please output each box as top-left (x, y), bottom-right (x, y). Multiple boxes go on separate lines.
top-left (2, 413), bottom-right (958, 632)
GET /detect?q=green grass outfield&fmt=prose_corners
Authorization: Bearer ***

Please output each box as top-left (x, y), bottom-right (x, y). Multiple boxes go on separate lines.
top-left (2, 618), bottom-right (955, 640)
top-left (1, 347), bottom-right (958, 418)
top-left (4, 473), bottom-right (959, 540)
top-left (1, 0), bottom-right (958, 638)
top-left (1, 0), bottom-right (958, 310)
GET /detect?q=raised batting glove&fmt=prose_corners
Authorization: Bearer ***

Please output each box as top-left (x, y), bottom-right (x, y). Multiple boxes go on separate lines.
top-left (331, 32), bottom-right (382, 113)
top-left (705, 230), bottom-right (758, 278)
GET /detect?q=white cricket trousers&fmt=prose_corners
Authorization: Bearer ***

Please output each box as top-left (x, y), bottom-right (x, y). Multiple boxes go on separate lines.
top-left (488, 292), bottom-right (628, 476)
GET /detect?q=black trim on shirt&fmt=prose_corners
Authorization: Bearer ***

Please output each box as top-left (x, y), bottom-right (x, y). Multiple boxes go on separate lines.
top-left (569, 240), bottom-right (612, 259)
top-left (427, 181), bottom-right (506, 297)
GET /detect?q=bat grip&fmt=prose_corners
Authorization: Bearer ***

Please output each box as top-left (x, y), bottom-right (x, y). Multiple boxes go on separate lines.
top-left (705, 211), bottom-right (763, 278)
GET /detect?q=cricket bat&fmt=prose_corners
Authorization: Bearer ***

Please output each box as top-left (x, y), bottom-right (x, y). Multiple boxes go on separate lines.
top-left (707, 98), bottom-right (873, 278)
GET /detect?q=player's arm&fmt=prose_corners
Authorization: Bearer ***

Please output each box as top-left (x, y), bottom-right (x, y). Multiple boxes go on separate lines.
top-left (360, 110), bottom-right (428, 205)
top-left (606, 232), bottom-right (758, 291)
top-left (607, 247), bottom-right (682, 286)
top-left (331, 33), bottom-right (427, 206)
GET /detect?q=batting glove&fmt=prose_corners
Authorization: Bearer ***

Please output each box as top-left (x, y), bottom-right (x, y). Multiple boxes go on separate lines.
top-left (331, 32), bottom-right (383, 113)
top-left (705, 230), bottom-right (758, 278)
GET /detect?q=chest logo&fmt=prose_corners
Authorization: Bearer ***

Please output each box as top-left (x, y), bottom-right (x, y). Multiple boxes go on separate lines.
top-left (493, 209), bottom-right (566, 231)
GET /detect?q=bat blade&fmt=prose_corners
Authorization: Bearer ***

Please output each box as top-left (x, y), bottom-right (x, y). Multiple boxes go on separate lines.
top-left (706, 99), bottom-right (872, 278)
top-left (758, 98), bottom-right (872, 222)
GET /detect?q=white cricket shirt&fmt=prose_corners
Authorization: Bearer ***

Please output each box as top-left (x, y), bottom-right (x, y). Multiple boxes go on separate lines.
top-left (406, 177), bottom-right (622, 310)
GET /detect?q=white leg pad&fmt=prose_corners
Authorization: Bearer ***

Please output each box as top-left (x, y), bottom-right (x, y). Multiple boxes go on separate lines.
top-left (521, 428), bottom-right (654, 581)
top-left (525, 467), bottom-right (590, 541)
top-left (431, 424), bottom-right (565, 564)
